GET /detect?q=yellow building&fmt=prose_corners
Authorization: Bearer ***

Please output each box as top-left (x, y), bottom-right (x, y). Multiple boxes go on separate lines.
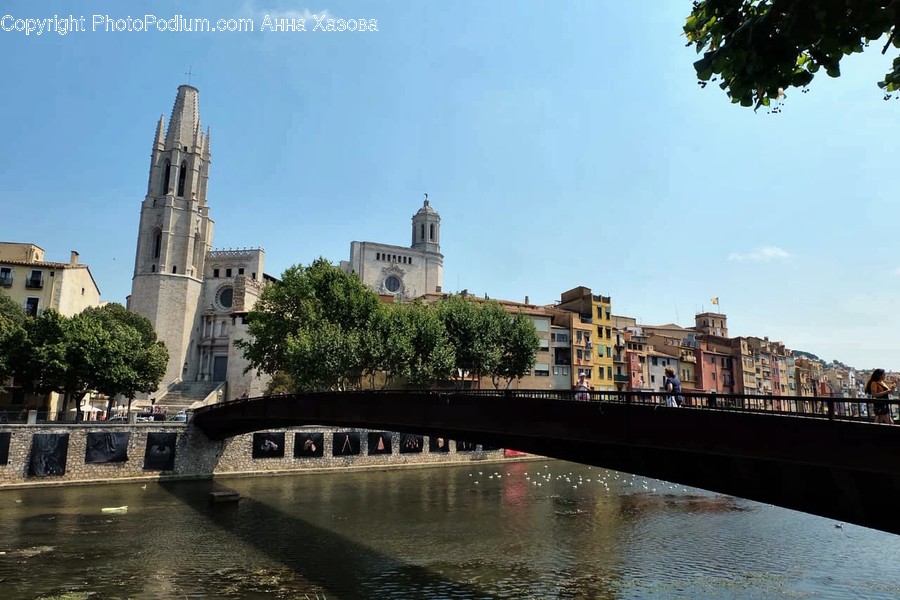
top-left (0, 242), bottom-right (103, 412)
top-left (0, 243), bottom-right (101, 317)
top-left (554, 286), bottom-right (614, 391)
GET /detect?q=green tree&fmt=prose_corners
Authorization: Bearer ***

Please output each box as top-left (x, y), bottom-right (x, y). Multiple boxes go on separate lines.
top-left (492, 311), bottom-right (540, 389)
top-left (237, 258), bottom-right (382, 391)
top-left (436, 296), bottom-right (507, 388)
top-left (405, 301), bottom-right (455, 388)
top-left (13, 307), bottom-right (167, 419)
top-left (359, 303), bottom-right (415, 389)
top-left (80, 304), bottom-right (168, 416)
top-left (0, 294), bottom-right (26, 387)
top-left (685, 1), bottom-right (900, 109)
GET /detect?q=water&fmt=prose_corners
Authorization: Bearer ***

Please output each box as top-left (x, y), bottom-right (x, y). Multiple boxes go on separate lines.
top-left (1, 460), bottom-right (900, 599)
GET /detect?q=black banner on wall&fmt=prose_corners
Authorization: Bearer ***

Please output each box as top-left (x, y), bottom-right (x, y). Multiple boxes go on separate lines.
top-left (85, 432), bottom-right (131, 464)
top-left (332, 431), bottom-right (359, 456)
top-left (0, 432), bottom-right (10, 465)
top-left (143, 432), bottom-right (177, 471)
top-left (428, 435), bottom-right (450, 453)
top-left (456, 440), bottom-right (478, 453)
top-left (252, 432), bottom-right (285, 459)
top-left (367, 432), bottom-right (392, 455)
top-left (29, 433), bottom-right (69, 477)
top-left (399, 434), bottom-right (423, 454)
top-left (294, 432), bottom-right (324, 458)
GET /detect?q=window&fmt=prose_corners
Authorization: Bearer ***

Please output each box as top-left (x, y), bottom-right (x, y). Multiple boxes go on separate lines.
top-left (24, 297), bottom-right (39, 316)
top-left (599, 369), bottom-right (605, 380)
top-left (652, 357), bottom-right (658, 366)
top-left (384, 275), bottom-right (401, 293)
top-left (177, 161), bottom-right (187, 196)
top-left (605, 327), bottom-right (611, 339)
top-left (607, 366), bottom-right (612, 379)
top-left (576, 349), bottom-right (583, 360)
top-left (172, 265), bottom-right (177, 273)
top-left (651, 375), bottom-right (656, 383)
top-left (606, 347), bottom-right (611, 358)
top-left (606, 309), bottom-right (611, 320)
top-left (251, 272), bottom-right (256, 280)
top-left (226, 268), bottom-right (232, 277)
top-left (239, 268), bottom-right (244, 275)
top-left (162, 160), bottom-right (171, 194)
top-left (576, 331), bottom-right (583, 342)
top-left (26, 270), bottom-right (43, 288)
top-left (151, 264), bottom-right (156, 272)
top-left (420, 223), bottom-right (425, 240)
top-left (213, 268), bottom-right (220, 278)
top-left (533, 318), bottom-right (550, 332)
top-left (376, 253), bottom-right (380, 260)
top-left (153, 230), bottom-right (161, 259)
top-left (409, 258), bottom-right (413, 265)
top-left (429, 223), bottom-right (435, 240)
top-left (0, 267), bottom-right (11, 287)
top-left (218, 287), bottom-right (234, 309)
top-left (534, 362), bottom-right (550, 376)
top-left (539, 339), bottom-right (549, 352)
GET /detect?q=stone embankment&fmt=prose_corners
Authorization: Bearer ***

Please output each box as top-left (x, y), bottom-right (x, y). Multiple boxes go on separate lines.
top-left (0, 423), bottom-right (522, 489)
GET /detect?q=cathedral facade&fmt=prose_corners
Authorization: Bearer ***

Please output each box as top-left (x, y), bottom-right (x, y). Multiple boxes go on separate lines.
top-left (342, 196), bottom-right (444, 299)
top-left (128, 85), bottom-right (444, 407)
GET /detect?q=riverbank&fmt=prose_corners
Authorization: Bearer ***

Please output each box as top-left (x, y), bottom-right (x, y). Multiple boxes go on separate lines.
top-left (0, 423), bottom-right (533, 489)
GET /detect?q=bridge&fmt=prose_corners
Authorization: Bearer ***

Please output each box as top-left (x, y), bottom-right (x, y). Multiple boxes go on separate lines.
top-left (193, 390), bottom-right (900, 535)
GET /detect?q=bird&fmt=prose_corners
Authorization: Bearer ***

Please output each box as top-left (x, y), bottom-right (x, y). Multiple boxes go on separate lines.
top-left (835, 523), bottom-right (843, 529)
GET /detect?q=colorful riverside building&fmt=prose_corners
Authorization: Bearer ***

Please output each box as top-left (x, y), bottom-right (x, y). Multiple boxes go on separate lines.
top-left (552, 286), bottom-right (615, 391)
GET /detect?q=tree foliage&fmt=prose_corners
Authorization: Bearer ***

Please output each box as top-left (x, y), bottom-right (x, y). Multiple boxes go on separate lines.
top-left (238, 260), bottom-right (539, 392)
top-left (685, 1), bottom-right (900, 109)
top-left (0, 294), bottom-right (26, 386)
top-left (8, 305), bottom-right (167, 417)
top-left (238, 258), bottom-right (381, 391)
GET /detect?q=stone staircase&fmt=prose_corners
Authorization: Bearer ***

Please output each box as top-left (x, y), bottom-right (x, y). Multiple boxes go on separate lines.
top-left (157, 381), bottom-right (224, 412)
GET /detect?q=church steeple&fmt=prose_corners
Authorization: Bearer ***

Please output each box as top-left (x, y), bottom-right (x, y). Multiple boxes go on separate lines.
top-left (133, 84), bottom-right (214, 282)
top-left (411, 194), bottom-right (441, 254)
top-left (165, 85), bottom-right (201, 151)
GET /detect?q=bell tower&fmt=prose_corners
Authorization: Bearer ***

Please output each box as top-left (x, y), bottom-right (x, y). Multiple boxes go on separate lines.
top-left (128, 84), bottom-right (214, 392)
top-left (411, 194), bottom-right (441, 254)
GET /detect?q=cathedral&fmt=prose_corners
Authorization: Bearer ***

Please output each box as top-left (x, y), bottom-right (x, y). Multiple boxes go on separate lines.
top-left (128, 85), bottom-right (443, 409)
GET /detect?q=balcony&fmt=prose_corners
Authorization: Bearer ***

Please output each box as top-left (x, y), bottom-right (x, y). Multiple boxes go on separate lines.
top-left (613, 374), bottom-right (629, 383)
top-left (25, 277), bottom-right (43, 289)
top-left (0, 275), bottom-right (12, 287)
top-left (579, 316), bottom-right (593, 324)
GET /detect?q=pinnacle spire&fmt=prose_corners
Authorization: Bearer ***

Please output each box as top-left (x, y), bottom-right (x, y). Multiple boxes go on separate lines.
top-left (165, 84), bottom-right (200, 150)
top-left (153, 115), bottom-right (165, 151)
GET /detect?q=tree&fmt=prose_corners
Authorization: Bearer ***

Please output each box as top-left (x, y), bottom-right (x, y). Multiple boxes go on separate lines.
top-left (12, 307), bottom-right (167, 419)
top-left (359, 303), bottom-right (415, 389)
top-left (0, 294), bottom-right (26, 387)
top-left (492, 311), bottom-right (540, 389)
top-left (435, 296), bottom-right (508, 388)
top-left (404, 302), bottom-right (455, 388)
top-left (80, 304), bottom-right (168, 416)
top-left (685, 1), bottom-right (900, 109)
top-left (237, 258), bottom-right (382, 391)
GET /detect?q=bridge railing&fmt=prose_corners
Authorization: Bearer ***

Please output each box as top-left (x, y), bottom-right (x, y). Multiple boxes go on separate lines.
top-left (201, 389), bottom-right (895, 425)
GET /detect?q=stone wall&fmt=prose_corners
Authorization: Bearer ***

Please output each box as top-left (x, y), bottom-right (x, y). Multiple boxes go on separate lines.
top-left (0, 423), bottom-right (514, 489)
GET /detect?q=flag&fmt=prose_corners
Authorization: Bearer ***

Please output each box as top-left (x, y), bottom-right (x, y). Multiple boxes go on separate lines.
top-left (710, 297), bottom-right (719, 305)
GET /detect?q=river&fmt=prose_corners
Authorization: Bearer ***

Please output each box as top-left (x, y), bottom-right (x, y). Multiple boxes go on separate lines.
top-left (1, 460), bottom-right (899, 599)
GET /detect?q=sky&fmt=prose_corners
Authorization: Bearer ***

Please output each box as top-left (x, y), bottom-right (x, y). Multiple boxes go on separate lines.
top-left (1, 1), bottom-right (898, 370)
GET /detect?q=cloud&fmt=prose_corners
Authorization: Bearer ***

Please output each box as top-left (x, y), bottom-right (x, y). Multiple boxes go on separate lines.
top-left (240, 3), bottom-right (330, 22)
top-left (727, 246), bottom-right (792, 262)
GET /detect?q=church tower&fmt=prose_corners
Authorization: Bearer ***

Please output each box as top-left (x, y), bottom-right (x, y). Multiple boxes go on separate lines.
top-left (411, 195), bottom-right (441, 254)
top-left (129, 85), bottom-right (213, 391)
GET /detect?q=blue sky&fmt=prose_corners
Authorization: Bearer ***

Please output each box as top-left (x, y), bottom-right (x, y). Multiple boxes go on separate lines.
top-left (1, 1), bottom-right (898, 369)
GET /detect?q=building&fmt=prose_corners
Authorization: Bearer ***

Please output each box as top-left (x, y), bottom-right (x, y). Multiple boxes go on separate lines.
top-left (0, 243), bottom-right (101, 317)
top-left (127, 85), bottom-right (270, 409)
top-left (0, 243), bottom-right (103, 411)
top-left (554, 286), bottom-right (615, 391)
top-left (341, 196), bottom-right (443, 299)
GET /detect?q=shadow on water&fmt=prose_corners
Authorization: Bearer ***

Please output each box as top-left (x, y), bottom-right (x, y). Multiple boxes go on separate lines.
top-left (158, 478), bottom-right (501, 599)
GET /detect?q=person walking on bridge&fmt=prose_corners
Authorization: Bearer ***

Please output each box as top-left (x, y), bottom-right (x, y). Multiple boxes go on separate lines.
top-left (664, 367), bottom-right (683, 408)
top-left (864, 369), bottom-right (895, 425)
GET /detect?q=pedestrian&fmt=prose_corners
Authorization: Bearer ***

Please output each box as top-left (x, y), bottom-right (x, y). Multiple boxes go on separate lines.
top-left (663, 367), bottom-right (683, 408)
top-left (574, 372), bottom-right (592, 401)
top-left (864, 369), bottom-right (895, 424)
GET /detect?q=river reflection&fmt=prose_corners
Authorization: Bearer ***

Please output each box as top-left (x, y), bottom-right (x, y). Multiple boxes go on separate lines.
top-left (1, 460), bottom-right (900, 599)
